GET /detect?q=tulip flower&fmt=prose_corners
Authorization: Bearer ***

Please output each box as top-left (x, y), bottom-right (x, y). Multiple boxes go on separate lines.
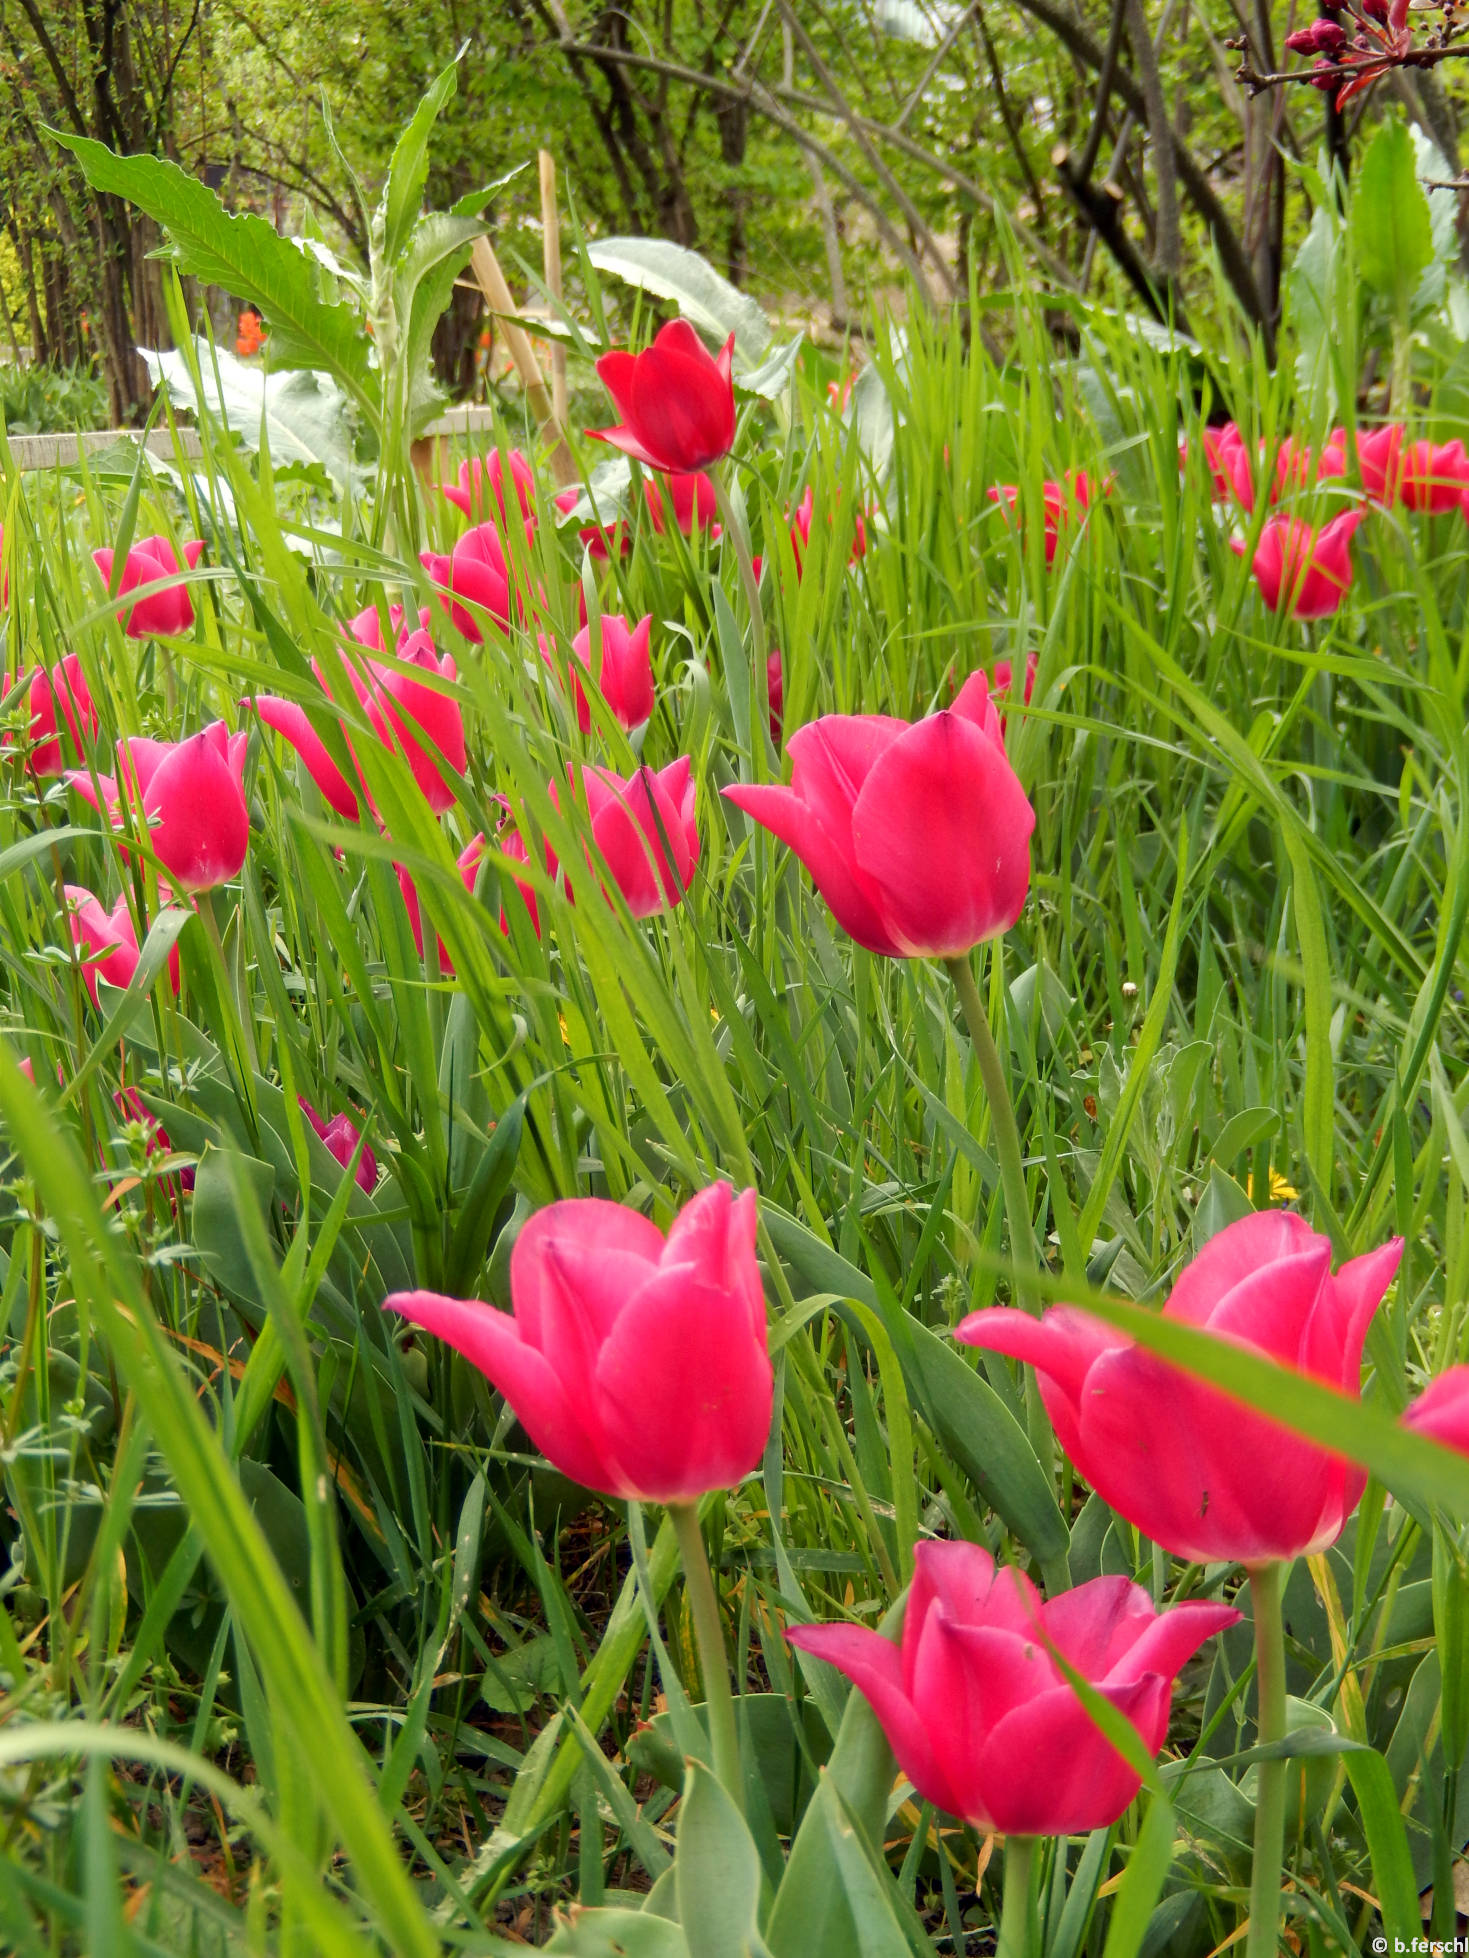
top-left (573, 758), bottom-right (699, 919)
top-left (591, 320), bottom-right (737, 474)
top-left (63, 885), bottom-right (180, 1003)
top-left (68, 722), bottom-right (250, 893)
top-left (1233, 510), bottom-right (1367, 619)
top-left (991, 651), bottom-right (1038, 708)
top-left (789, 1541), bottom-right (1237, 1835)
top-left (384, 1182), bottom-right (771, 1504)
top-left (8, 657), bottom-right (98, 776)
top-left (1399, 438), bottom-right (1469, 513)
top-left (725, 672), bottom-right (1032, 959)
top-left (396, 833), bottom-right (486, 972)
top-left (301, 1097), bottom-right (378, 1192)
top-left (421, 522), bottom-right (521, 640)
top-left (93, 535), bottom-right (204, 638)
top-left (766, 648), bottom-right (784, 743)
top-left (1403, 1367), bottom-right (1469, 1453)
top-left (1189, 425), bottom-right (1345, 512)
top-left (644, 469), bottom-right (720, 539)
top-left (987, 471), bottom-right (1094, 565)
top-left (357, 631), bottom-right (466, 815)
top-left (553, 614), bottom-right (655, 734)
top-left (441, 449), bottom-right (537, 524)
top-left (957, 1209), bottom-right (1403, 1565)
top-left (1353, 423), bottom-right (1405, 504)
top-left (250, 633), bottom-right (466, 820)
top-left (344, 602), bottom-right (410, 652)
top-left (789, 485), bottom-right (867, 575)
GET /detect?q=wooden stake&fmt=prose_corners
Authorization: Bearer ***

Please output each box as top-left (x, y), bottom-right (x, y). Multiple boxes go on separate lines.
top-left (469, 235), bottom-right (577, 487)
top-left (538, 150), bottom-right (568, 432)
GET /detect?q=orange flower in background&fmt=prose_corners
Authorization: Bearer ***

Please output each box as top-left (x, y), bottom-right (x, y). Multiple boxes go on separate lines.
top-left (236, 309), bottom-right (266, 357)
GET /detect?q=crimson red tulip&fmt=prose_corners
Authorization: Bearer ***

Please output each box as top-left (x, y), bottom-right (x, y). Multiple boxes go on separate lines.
top-left (69, 723), bottom-right (249, 893)
top-left (421, 522), bottom-right (523, 640)
top-left (645, 470), bottom-right (720, 539)
top-left (1399, 439), bottom-right (1469, 513)
top-left (555, 614), bottom-right (655, 734)
top-left (384, 1183), bottom-right (771, 1503)
top-left (958, 1210), bottom-right (1403, 1564)
top-left (789, 1541), bottom-right (1237, 1835)
top-left (1233, 510), bottom-right (1367, 619)
top-left (10, 657), bottom-right (98, 776)
top-left (724, 673), bottom-right (1032, 959)
top-left (93, 535), bottom-right (204, 638)
top-left (441, 450), bottom-right (537, 525)
top-left (301, 1097), bottom-right (377, 1191)
top-left (591, 320), bottom-right (736, 474)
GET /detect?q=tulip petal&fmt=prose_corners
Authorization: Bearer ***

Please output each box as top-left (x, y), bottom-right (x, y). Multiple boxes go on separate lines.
top-left (1101, 1600), bottom-right (1242, 1698)
top-left (383, 1289), bottom-right (612, 1492)
top-left (252, 698), bottom-right (362, 819)
top-left (974, 1676), bottom-right (1163, 1834)
top-left (850, 710), bottom-right (1035, 957)
top-left (662, 1184), bottom-right (765, 1345)
top-left (592, 1263), bottom-right (773, 1502)
top-left (788, 1620), bottom-right (957, 1814)
top-left (510, 1197), bottom-right (665, 1353)
top-left (1313, 1237), bottom-right (1402, 1389)
top-left (955, 1305), bottom-right (1127, 1464)
top-left (1205, 1242), bottom-right (1333, 1365)
top-left (1165, 1209), bottom-right (1319, 1326)
top-left (1038, 1575), bottom-right (1154, 1675)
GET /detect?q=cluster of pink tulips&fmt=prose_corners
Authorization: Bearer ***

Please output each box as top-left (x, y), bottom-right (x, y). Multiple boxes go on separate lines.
top-left (14, 304), bottom-right (1469, 1945)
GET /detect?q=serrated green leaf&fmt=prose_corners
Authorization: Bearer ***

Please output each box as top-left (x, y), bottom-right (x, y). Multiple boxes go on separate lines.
top-left (50, 132), bottom-right (377, 420)
top-left (380, 61), bottom-right (460, 268)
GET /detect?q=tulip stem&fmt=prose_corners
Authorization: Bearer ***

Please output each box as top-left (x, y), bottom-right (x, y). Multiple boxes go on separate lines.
top-left (1246, 1559), bottom-right (1289, 1958)
top-left (668, 1500), bottom-right (741, 1806)
top-left (995, 1834), bottom-right (1035, 1958)
top-left (944, 954), bottom-right (1038, 1306)
top-left (710, 466), bottom-right (770, 760)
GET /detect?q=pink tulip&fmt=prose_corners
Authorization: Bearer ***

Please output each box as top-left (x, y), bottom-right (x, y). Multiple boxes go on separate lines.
top-left (789, 485), bottom-right (866, 575)
top-left (724, 672), bottom-right (1033, 959)
top-left (495, 808), bottom-right (546, 938)
top-left (591, 320), bottom-right (737, 475)
top-left (1272, 432), bottom-right (1347, 502)
top-left (65, 886), bottom-right (140, 1003)
top-left (93, 535), bottom-right (204, 638)
top-left (555, 614), bottom-right (655, 734)
top-left (250, 634), bottom-right (466, 820)
top-left (789, 1541), bottom-right (1237, 1835)
top-left (1403, 1367), bottom-right (1469, 1453)
top-left (957, 1210), bottom-right (1403, 1564)
top-left (421, 522), bottom-right (521, 640)
top-left (345, 602), bottom-right (409, 652)
top-left (384, 1183), bottom-right (771, 1503)
top-left (397, 833), bottom-right (485, 973)
top-left (9, 657), bottom-right (98, 775)
top-left (574, 758), bottom-right (700, 918)
top-left (357, 631), bottom-right (466, 815)
top-left (300, 1097), bottom-right (378, 1192)
top-left (1190, 426), bottom-right (1344, 512)
top-left (441, 450), bottom-right (537, 524)
top-left (1195, 423), bottom-right (1257, 509)
top-left (991, 651), bottom-right (1038, 708)
top-left (68, 722), bottom-right (249, 893)
top-left (644, 470), bottom-right (720, 539)
top-left (1233, 510), bottom-right (1367, 619)
top-left (987, 471), bottom-right (1094, 565)
top-left (63, 885), bottom-right (180, 1003)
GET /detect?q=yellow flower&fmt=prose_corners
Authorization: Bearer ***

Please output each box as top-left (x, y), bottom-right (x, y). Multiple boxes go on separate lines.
top-left (1250, 1167), bottom-right (1300, 1202)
